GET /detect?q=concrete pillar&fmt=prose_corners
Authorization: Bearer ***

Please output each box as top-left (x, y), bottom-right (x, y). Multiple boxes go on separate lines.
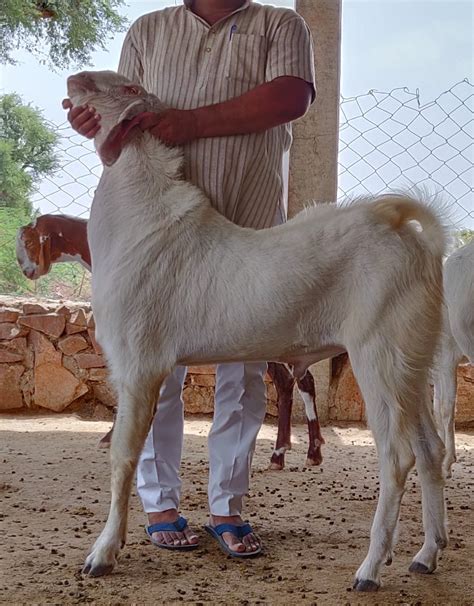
top-left (290, 0), bottom-right (342, 423)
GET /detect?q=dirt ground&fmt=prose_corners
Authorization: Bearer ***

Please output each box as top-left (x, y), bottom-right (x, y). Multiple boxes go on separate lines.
top-left (0, 414), bottom-right (473, 606)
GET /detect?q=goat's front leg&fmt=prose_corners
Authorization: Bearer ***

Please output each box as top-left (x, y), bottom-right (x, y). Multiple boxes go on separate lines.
top-left (83, 377), bottom-right (164, 576)
top-left (296, 370), bottom-right (324, 466)
top-left (268, 363), bottom-right (294, 470)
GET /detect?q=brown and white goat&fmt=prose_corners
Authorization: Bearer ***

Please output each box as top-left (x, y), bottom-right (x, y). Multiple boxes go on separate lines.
top-left (16, 214), bottom-right (324, 466)
top-left (67, 70), bottom-right (448, 591)
top-left (16, 214), bottom-right (91, 278)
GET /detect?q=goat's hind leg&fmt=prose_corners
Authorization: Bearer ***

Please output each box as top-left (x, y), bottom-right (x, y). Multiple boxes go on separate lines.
top-left (83, 374), bottom-right (165, 577)
top-left (349, 353), bottom-right (416, 591)
top-left (409, 392), bottom-right (447, 575)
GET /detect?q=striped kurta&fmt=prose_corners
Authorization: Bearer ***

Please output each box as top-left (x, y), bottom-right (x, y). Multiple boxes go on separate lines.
top-left (118, 1), bottom-right (315, 229)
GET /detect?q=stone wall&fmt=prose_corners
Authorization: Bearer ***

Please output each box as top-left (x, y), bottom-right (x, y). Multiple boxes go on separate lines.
top-left (0, 297), bottom-right (278, 419)
top-left (328, 353), bottom-right (474, 428)
top-left (1, 297), bottom-right (472, 427)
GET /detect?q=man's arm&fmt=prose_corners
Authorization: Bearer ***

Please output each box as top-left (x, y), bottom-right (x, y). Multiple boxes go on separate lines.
top-left (139, 76), bottom-right (313, 145)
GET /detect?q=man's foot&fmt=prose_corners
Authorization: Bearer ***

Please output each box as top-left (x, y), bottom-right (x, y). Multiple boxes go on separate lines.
top-left (208, 515), bottom-right (261, 554)
top-left (147, 509), bottom-right (198, 548)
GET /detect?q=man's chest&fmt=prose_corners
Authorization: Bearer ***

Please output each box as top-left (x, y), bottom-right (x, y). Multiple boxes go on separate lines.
top-left (140, 12), bottom-right (274, 106)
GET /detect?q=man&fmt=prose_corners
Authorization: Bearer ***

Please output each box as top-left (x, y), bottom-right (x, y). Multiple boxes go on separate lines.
top-left (64, 0), bottom-right (315, 557)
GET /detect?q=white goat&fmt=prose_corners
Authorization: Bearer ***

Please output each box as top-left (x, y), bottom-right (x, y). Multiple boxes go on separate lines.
top-left (433, 240), bottom-right (474, 477)
top-left (67, 70), bottom-right (448, 592)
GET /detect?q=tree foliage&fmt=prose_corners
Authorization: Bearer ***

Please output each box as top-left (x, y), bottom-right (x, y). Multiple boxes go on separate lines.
top-left (458, 229), bottom-right (474, 245)
top-left (0, 0), bottom-right (127, 70)
top-left (0, 93), bottom-right (59, 213)
top-left (0, 206), bottom-right (34, 294)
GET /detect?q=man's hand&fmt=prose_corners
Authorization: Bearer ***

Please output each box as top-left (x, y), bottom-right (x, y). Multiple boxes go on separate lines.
top-left (137, 109), bottom-right (199, 146)
top-left (62, 98), bottom-right (101, 139)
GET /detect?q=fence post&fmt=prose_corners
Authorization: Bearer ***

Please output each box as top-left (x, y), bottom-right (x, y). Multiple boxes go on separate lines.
top-left (291, 0), bottom-right (342, 424)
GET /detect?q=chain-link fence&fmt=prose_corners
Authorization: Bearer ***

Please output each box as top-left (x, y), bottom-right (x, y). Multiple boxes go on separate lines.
top-left (1, 79), bottom-right (473, 300)
top-left (338, 79), bottom-right (473, 228)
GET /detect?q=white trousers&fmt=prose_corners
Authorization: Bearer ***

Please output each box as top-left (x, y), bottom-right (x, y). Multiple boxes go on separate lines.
top-left (137, 362), bottom-right (267, 516)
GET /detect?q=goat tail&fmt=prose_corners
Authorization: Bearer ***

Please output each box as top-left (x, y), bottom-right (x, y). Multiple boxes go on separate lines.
top-left (371, 192), bottom-right (447, 258)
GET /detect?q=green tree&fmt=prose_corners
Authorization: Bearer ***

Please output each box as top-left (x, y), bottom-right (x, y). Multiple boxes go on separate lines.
top-left (0, 0), bottom-right (127, 70)
top-left (0, 94), bottom-right (61, 295)
top-left (0, 206), bottom-right (33, 294)
top-left (0, 93), bottom-right (59, 214)
top-left (458, 228), bottom-right (474, 244)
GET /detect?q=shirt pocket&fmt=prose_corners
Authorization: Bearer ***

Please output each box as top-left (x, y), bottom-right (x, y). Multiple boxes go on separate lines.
top-left (225, 33), bottom-right (267, 86)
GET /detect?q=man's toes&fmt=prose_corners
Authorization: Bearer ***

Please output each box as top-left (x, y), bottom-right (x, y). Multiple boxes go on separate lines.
top-left (151, 531), bottom-right (164, 545)
top-left (183, 528), bottom-right (198, 545)
top-left (243, 533), bottom-right (260, 552)
top-left (222, 533), bottom-right (246, 552)
top-left (168, 531), bottom-right (181, 546)
top-left (161, 531), bottom-right (175, 546)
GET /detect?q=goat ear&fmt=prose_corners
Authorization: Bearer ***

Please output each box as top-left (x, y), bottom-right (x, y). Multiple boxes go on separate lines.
top-left (99, 100), bottom-right (148, 166)
top-left (39, 236), bottom-right (51, 275)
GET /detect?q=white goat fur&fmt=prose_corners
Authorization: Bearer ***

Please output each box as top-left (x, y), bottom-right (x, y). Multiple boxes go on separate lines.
top-left (433, 240), bottom-right (474, 476)
top-left (67, 71), bottom-right (448, 590)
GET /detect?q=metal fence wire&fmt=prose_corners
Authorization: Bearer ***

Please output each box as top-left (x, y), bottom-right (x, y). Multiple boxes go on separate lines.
top-left (1, 79), bottom-right (473, 300)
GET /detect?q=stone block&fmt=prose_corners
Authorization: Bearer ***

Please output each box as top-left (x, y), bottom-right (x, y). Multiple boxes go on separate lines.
top-left (0, 365), bottom-right (25, 410)
top-left (183, 386), bottom-right (214, 414)
top-left (88, 368), bottom-right (109, 382)
top-left (86, 311), bottom-right (95, 329)
top-left (65, 323), bottom-right (87, 335)
top-left (56, 305), bottom-right (71, 317)
top-left (456, 364), bottom-right (474, 427)
top-left (69, 309), bottom-right (87, 328)
top-left (189, 374), bottom-right (216, 387)
top-left (75, 353), bottom-right (106, 369)
top-left (0, 323), bottom-right (29, 340)
top-left (58, 335), bottom-right (89, 355)
top-left (0, 349), bottom-right (23, 363)
top-left (92, 382), bottom-right (117, 409)
top-left (87, 329), bottom-right (103, 355)
top-left (29, 330), bottom-right (57, 360)
top-left (0, 308), bottom-right (20, 323)
top-left (22, 302), bottom-right (49, 315)
top-left (34, 362), bottom-right (88, 412)
top-left (5, 337), bottom-right (28, 353)
top-left (328, 356), bottom-right (364, 422)
top-left (188, 365), bottom-right (215, 375)
top-left (19, 314), bottom-right (65, 338)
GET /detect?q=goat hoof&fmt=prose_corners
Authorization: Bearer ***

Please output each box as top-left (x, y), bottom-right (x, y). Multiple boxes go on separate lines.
top-left (268, 462), bottom-right (284, 471)
top-left (83, 561), bottom-right (115, 577)
top-left (353, 578), bottom-right (380, 592)
top-left (409, 561), bottom-right (432, 575)
top-left (82, 546), bottom-right (117, 577)
top-left (305, 454), bottom-right (323, 466)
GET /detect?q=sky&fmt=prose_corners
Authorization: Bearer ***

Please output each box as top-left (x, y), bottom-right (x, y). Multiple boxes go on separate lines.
top-left (1, 0), bottom-right (473, 225)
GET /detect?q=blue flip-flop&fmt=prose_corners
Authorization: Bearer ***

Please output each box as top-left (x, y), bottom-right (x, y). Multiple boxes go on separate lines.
top-left (204, 522), bottom-right (262, 558)
top-left (145, 515), bottom-right (199, 550)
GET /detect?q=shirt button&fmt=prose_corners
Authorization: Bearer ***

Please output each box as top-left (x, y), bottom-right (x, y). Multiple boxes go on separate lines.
top-left (205, 47), bottom-right (211, 52)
